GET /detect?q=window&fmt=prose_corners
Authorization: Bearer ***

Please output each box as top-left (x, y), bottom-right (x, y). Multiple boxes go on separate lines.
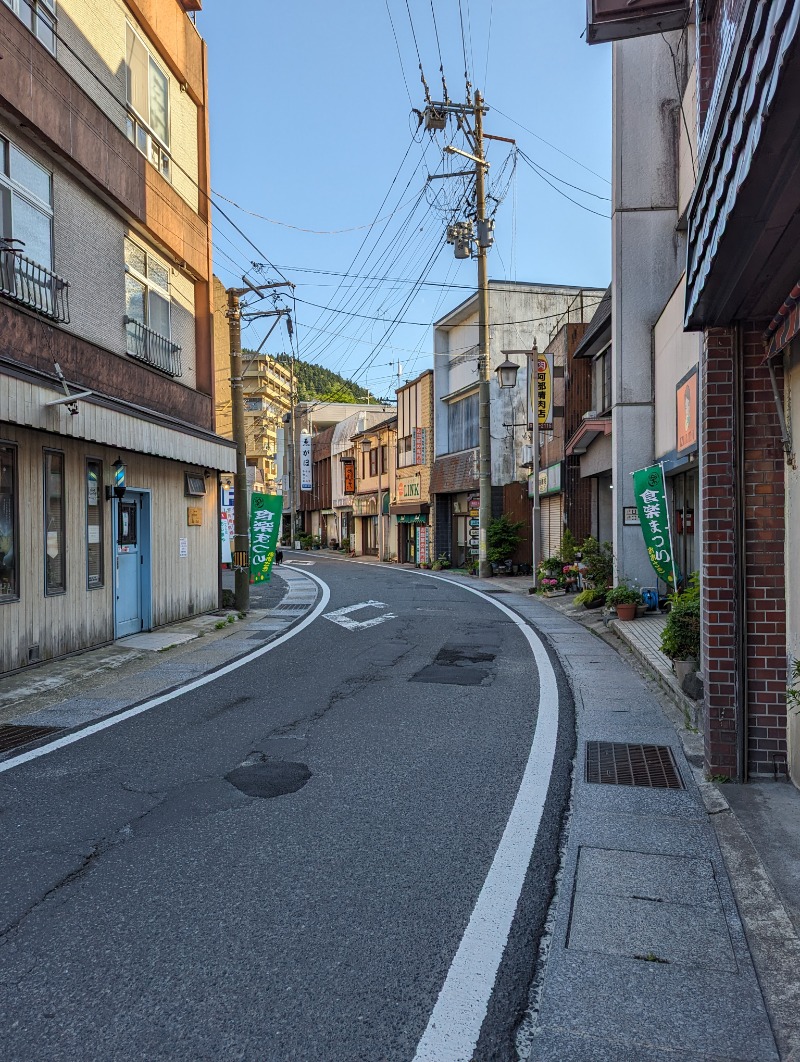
top-left (125, 22), bottom-right (171, 180)
top-left (595, 346), bottom-right (612, 413)
top-left (0, 137), bottom-right (53, 268)
top-left (86, 459), bottom-right (103, 589)
top-left (184, 472), bottom-right (206, 496)
top-left (44, 449), bottom-right (65, 594)
top-left (2, 0), bottom-right (56, 53)
top-left (447, 392), bottom-right (479, 453)
top-left (380, 445), bottom-right (388, 474)
top-left (369, 448), bottom-right (378, 477)
top-left (0, 444), bottom-right (18, 601)
top-left (125, 237), bottom-right (171, 342)
top-left (398, 434), bottom-right (413, 467)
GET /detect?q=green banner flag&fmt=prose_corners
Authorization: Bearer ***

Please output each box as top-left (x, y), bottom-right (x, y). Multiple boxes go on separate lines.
top-left (249, 493), bottom-right (282, 583)
top-left (632, 463), bottom-right (678, 589)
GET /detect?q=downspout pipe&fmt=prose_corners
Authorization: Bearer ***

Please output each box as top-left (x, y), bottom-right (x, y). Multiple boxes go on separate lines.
top-left (733, 325), bottom-right (748, 782)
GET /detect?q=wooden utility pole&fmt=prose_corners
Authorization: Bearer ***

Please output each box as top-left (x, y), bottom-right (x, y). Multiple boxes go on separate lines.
top-left (226, 280), bottom-right (294, 613)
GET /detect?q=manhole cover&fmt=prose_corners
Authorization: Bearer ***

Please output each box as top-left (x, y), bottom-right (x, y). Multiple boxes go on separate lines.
top-left (585, 742), bottom-right (684, 789)
top-left (225, 761), bottom-right (312, 798)
top-left (0, 724), bottom-right (63, 754)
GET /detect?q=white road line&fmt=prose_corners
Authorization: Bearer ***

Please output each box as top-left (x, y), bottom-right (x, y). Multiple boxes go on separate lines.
top-left (400, 572), bottom-right (560, 1062)
top-left (323, 600), bottom-right (397, 631)
top-left (0, 571), bottom-right (330, 776)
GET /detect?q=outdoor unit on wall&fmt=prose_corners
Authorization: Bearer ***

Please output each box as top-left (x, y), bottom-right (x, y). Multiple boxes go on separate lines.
top-left (586, 0), bottom-right (690, 44)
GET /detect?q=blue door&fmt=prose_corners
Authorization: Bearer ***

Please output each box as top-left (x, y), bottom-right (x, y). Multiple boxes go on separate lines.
top-left (115, 490), bottom-right (150, 638)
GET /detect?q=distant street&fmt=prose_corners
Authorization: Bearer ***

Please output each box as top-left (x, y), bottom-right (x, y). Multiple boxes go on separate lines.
top-left (0, 559), bottom-right (571, 1062)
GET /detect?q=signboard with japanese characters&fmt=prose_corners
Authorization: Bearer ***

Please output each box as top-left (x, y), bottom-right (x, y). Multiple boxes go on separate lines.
top-left (300, 432), bottom-right (312, 492)
top-left (343, 460), bottom-right (356, 495)
top-left (632, 463), bottom-right (678, 588)
top-left (413, 427), bottom-right (427, 464)
top-left (249, 493), bottom-right (282, 583)
top-left (676, 367), bottom-right (698, 456)
top-left (528, 350), bottom-right (554, 430)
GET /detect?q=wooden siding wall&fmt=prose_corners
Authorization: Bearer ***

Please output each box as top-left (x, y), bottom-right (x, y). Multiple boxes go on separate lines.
top-left (0, 424), bottom-right (220, 674)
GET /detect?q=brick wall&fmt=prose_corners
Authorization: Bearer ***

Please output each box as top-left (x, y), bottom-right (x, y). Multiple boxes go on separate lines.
top-left (701, 324), bottom-right (787, 778)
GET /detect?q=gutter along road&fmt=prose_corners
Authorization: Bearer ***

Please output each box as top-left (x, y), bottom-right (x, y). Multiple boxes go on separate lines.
top-left (0, 558), bottom-right (570, 1062)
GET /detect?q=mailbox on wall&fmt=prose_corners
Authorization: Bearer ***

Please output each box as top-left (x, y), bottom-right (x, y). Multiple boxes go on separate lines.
top-left (586, 0), bottom-right (690, 44)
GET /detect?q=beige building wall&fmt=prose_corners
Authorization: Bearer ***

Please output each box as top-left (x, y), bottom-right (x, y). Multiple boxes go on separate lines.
top-left (653, 277), bottom-right (703, 459)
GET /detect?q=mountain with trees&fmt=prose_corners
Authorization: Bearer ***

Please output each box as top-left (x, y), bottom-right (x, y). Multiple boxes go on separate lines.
top-left (268, 353), bottom-right (375, 404)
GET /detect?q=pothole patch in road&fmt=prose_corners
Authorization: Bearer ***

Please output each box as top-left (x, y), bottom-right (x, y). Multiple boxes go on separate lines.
top-left (410, 644), bottom-right (497, 686)
top-left (225, 760), bottom-right (312, 798)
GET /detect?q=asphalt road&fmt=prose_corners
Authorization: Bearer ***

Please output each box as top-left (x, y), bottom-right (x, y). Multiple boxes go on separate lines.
top-left (0, 558), bottom-right (573, 1062)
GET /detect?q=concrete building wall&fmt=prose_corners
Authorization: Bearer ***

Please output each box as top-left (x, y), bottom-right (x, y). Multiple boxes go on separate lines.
top-left (654, 277), bottom-right (703, 459)
top-left (611, 33), bottom-right (684, 584)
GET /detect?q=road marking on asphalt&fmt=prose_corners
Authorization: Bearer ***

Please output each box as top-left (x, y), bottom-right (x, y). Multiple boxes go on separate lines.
top-left (323, 600), bottom-right (397, 631)
top-left (403, 573), bottom-right (560, 1062)
top-left (0, 571), bottom-right (330, 776)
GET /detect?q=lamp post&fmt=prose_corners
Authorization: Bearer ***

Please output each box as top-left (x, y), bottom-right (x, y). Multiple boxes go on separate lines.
top-left (495, 349), bottom-right (541, 588)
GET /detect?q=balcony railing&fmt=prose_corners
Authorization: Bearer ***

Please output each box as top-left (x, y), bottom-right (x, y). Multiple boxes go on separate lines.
top-left (124, 317), bottom-right (183, 377)
top-left (0, 249), bottom-right (70, 323)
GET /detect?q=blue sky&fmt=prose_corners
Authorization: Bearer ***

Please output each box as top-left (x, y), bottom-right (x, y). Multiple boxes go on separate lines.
top-left (197, 1), bottom-right (611, 398)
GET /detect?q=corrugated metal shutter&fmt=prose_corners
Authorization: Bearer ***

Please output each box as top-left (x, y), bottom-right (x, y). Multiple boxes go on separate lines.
top-left (540, 494), bottom-right (564, 560)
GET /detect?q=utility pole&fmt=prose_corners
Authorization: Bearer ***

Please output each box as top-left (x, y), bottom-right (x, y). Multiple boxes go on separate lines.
top-left (474, 91), bottom-right (492, 579)
top-left (226, 279), bottom-right (294, 613)
top-left (428, 90), bottom-right (496, 577)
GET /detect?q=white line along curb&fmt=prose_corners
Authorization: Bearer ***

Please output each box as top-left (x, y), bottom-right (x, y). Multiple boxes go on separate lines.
top-left (410, 573), bottom-right (560, 1062)
top-left (0, 570), bottom-right (330, 776)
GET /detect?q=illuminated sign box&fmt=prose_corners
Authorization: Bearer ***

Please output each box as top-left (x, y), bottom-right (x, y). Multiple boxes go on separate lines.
top-left (586, 0), bottom-right (689, 45)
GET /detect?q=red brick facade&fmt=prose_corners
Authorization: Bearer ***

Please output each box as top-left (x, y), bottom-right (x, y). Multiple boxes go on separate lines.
top-left (702, 324), bottom-right (787, 778)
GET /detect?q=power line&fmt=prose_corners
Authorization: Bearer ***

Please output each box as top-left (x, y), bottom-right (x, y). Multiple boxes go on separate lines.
top-left (384, 0), bottom-right (414, 105)
top-left (492, 105), bottom-right (611, 186)
top-left (516, 149), bottom-right (610, 220)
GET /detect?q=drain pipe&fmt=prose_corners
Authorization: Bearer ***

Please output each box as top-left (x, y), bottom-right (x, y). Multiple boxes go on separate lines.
top-left (732, 325), bottom-right (748, 783)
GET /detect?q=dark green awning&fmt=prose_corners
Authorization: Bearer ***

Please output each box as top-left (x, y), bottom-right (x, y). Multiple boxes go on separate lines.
top-left (396, 514), bottom-right (427, 524)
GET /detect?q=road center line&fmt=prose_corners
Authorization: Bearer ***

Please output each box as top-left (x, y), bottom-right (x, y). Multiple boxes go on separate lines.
top-left (0, 570), bottom-right (330, 776)
top-left (403, 571), bottom-right (560, 1062)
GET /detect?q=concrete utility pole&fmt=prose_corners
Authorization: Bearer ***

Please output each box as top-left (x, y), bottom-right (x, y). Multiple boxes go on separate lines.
top-left (226, 280), bottom-right (294, 613)
top-left (428, 90), bottom-right (495, 576)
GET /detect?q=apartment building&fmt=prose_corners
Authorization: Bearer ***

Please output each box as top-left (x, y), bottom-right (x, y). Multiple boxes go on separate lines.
top-left (0, 0), bottom-right (234, 673)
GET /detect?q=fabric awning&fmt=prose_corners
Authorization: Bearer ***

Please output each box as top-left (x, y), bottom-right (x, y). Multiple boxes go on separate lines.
top-left (396, 513), bottom-right (427, 524)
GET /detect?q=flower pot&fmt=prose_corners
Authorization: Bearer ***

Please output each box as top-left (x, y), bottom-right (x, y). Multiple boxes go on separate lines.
top-left (583, 595), bottom-right (606, 610)
top-left (615, 603), bottom-right (637, 621)
top-left (673, 657), bottom-right (699, 685)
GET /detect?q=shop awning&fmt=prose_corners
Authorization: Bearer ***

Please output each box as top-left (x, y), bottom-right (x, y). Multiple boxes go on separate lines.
top-left (396, 513), bottom-right (427, 524)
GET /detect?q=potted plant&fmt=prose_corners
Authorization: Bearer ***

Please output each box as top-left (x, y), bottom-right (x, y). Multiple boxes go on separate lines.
top-left (574, 587), bottom-right (606, 610)
top-left (487, 514), bottom-right (524, 572)
top-left (606, 582), bottom-right (640, 620)
top-left (660, 574), bottom-right (701, 687)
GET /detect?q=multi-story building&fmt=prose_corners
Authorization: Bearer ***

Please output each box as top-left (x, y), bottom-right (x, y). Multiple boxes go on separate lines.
top-left (330, 406), bottom-right (397, 550)
top-left (0, 0), bottom-right (234, 673)
top-left (393, 370), bottom-right (434, 566)
top-left (430, 282), bottom-right (604, 568)
top-left (350, 415), bottom-right (398, 559)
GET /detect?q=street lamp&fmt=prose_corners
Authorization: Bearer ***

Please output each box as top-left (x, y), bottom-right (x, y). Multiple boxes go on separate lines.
top-left (496, 357), bottom-right (520, 390)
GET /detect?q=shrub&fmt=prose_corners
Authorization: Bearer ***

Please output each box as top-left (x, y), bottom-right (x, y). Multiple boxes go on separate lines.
top-left (660, 573), bottom-right (701, 660)
top-left (487, 514), bottom-right (525, 565)
top-left (579, 536), bottom-right (614, 589)
top-left (574, 588), bottom-right (605, 607)
top-left (298, 533), bottom-right (313, 551)
top-left (559, 528), bottom-right (578, 565)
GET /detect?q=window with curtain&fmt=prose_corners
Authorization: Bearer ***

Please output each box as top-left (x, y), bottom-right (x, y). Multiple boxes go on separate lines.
top-left (124, 237), bottom-right (172, 342)
top-left (125, 22), bottom-right (171, 180)
top-left (447, 393), bottom-right (479, 453)
top-left (44, 449), bottom-right (65, 594)
top-left (2, 0), bottom-right (56, 53)
top-left (0, 444), bottom-right (18, 600)
top-left (86, 459), bottom-right (103, 589)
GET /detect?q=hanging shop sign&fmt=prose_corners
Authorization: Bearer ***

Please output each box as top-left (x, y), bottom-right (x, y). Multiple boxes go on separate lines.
top-left (220, 507), bottom-right (233, 564)
top-left (632, 463), bottom-right (678, 588)
top-left (676, 367), bottom-right (698, 456)
top-left (528, 351), bottom-right (554, 430)
top-left (300, 432), bottom-right (312, 492)
top-left (342, 459), bottom-right (356, 495)
top-left (250, 493), bottom-right (282, 583)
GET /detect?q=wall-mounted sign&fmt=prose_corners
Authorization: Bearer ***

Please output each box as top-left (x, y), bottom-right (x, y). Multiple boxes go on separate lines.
top-left (528, 351), bottom-right (554, 430)
top-left (179, 538), bottom-right (188, 558)
top-left (397, 479), bottom-right (421, 501)
top-left (538, 462), bottom-right (562, 496)
top-left (300, 432), bottom-right (312, 491)
top-left (187, 506), bottom-right (202, 526)
top-left (586, 0), bottom-right (689, 45)
top-left (413, 427), bottom-right (428, 464)
top-left (623, 506), bottom-right (639, 526)
top-left (676, 367), bottom-right (698, 456)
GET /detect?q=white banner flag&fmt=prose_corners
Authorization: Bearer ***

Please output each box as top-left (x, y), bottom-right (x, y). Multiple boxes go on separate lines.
top-left (300, 432), bottom-right (313, 491)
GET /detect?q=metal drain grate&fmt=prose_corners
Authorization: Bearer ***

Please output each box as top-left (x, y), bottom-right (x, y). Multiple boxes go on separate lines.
top-left (0, 724), bottom-right (63, 754)
top-left (585, 741), bottom-right (684, 789)
top-left (273, 604), bottom-right (309, 613)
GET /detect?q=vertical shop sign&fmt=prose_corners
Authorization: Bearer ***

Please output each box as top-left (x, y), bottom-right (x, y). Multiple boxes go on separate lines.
top-left (632, 463), bottom-right (678, 588)
top-left (300, 432), bottom-right (312, 492)
top-left (528, 350), bottom-right (554, 430)
top-left (250, 493), bottom-right (282, 583)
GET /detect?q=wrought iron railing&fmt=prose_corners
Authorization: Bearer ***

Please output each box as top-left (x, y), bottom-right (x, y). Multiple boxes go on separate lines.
top-left (124, 317), bottom-right (182, 377)
top-left (0, 249), bottom-right (70, 323)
